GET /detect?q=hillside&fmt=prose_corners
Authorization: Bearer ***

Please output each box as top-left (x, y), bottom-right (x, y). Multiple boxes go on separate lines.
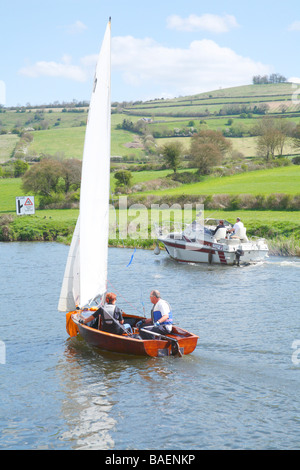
top-left (0, 83), bottom-right (300, 164)
top-left (123, 83), bottom-right (300, 117)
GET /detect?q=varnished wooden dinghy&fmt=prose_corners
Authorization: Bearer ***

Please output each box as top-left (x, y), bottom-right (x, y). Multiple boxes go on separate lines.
top-left (69, 311), bottom-right (198, 358)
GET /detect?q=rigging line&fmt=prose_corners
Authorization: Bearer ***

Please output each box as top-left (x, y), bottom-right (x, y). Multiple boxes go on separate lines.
top-left (110, 190), bottom-right (125, 248)
top-left (140, 288), bottom-right (146, 316)
top-left (110, 190), bottom-right (139, 269)
top-left (107, 279), bottom-right (145, 316)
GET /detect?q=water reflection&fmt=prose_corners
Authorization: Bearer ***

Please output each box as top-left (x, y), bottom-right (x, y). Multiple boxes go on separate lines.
top-left (57, 340), bottom-right (116, 450)
top-left (58, 336), bottom-right (183, 450)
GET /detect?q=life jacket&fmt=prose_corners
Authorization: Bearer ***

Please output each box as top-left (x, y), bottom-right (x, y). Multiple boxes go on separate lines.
top-left (101, 303), bottom-right (116, 326)
top-left (152, 300), bottom-right (173, 326)
top-left (101, 304), bottom-right (123, 335)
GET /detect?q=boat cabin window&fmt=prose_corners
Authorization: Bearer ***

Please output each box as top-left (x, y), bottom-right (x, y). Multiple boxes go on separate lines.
top-left (204, 218), bottom-right (232, 228)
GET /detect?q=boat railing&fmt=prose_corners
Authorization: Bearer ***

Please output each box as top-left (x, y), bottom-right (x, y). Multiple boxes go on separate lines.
top-left (153, 221), bottom-right (185, 237)
top-left (154, 221), bottom-right (215, 246)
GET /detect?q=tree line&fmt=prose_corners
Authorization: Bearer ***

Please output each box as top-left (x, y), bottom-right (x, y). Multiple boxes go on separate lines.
top-left (252, 74), bottom-right (287, 85)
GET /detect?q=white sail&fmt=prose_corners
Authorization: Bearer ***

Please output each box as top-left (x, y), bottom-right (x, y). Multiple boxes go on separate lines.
top-left (58, 19), bottom-right (111, 311)
top-left (58, 217), bottom-right (80, 311)
top-left (80, 20), bottom-right (111, 307)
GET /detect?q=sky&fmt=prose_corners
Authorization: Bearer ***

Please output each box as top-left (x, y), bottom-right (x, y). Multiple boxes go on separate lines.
top-left (1, 0), bottom-right (300, 107)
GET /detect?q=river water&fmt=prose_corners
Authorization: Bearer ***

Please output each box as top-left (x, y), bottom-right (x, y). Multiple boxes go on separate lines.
top-left (0, 242), bottom-right (299, 450)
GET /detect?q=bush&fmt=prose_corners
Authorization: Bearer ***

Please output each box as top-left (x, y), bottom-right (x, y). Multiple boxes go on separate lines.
top-left (265, 193), bottom-right (293, 210)
top-left (167, 171), bottom-right (201, 184)
top-left (0, 215), bottom-right (15, 241)
top-left (17, 226), bottom-right (43, 241)
top-left (227, 195), bottom-right (241, 211)
top-left (114, 170), bottom-right (133, 193)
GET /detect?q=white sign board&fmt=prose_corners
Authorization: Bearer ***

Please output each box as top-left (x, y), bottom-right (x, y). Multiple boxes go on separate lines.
top-left (16, 196), bottom-right (35, 215)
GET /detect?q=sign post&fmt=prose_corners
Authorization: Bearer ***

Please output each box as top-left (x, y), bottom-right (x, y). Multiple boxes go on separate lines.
top-left (16, 196), bottom-right (35, 215)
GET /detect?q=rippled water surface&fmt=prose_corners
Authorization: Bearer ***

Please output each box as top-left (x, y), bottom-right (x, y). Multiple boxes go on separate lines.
top-left (0, 242), bottom-right (299, 449)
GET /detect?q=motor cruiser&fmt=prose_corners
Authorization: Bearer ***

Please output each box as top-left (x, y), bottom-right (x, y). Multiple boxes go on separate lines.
top-left (156, 218), bottom-right (269, 266)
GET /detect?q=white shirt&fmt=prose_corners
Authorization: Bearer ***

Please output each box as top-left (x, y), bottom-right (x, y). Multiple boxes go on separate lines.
top-left (152, 299), bottom-right (172, 332)
top-left (233, 221), bottom-right (244, 236)
top-left (153, 299), bottom-right (171, 318)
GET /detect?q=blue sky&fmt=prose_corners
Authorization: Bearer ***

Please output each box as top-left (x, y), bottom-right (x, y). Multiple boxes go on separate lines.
top-left (1, 0), bottom-right (300, 106)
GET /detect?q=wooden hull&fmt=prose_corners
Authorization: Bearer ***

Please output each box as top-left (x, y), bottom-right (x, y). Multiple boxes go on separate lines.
top-left (69, 311), bottom-right (198, 357)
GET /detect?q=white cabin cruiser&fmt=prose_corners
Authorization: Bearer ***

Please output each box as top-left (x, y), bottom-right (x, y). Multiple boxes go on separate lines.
top-left (157, 218), bottom-right (269, 266)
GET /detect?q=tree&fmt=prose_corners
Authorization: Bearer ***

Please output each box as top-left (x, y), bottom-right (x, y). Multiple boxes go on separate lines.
top-left (191, 142), bottom-right (223, 175)
top-left (190, 130), bottom-right (232, 174)
top-left (256, 128), bottom-right (283, 161)
top-left (161, 142), bottom-right (183, 173)
top-left (62, 158), bottom-right (82, 192)
top-left (22, 158), bottom-right (63, 197)
top-left (252, 74), bottom-right (287, 84)
top-left (21, 157), bottom-right (82, 197)
top-left (292, 124), bottom-right (300, 151)
top-left (275, 120), bottom-right (294, 155)
top-left (13, 159), bottom-right (29, 177)
top-left (114, 170), bottom-right (132, 193)
top-left (255, 118), bottom-right (291, 160)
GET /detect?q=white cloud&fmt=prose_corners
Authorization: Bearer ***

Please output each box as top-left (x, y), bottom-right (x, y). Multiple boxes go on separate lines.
top-left (288, 21), bottom-right (300, 31)
top-left (80, 54), bottom-right (98, 67)
top-left (111, 36), bottom-right (271, 97)
top-left (166, 13), bottom-right (239, 33)
top-left (18, 35), bottom-right (271, 99)
top-left (289, 77), bottom-right (300, 83)
top-left (19, 58), bottom-right (87, 82)
top-left (65, 20), bottom-right (87, 35)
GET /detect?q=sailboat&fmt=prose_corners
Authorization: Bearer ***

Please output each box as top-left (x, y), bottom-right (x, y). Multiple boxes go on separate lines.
top-left (58, 19), bottom-right (198, 357)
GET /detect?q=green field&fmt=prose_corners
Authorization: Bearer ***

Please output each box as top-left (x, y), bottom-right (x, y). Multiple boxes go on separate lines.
top-left (17, 126), bottom-right (280, 160)
top-left (0, 169), bottom-right (194, 206)
top-left (135, 165), bottom-right (300, 196)
top-left (4, 165), bottom-right (299, 210)
top-left (0, 134), bottom-right (19, 162)
top-left (0, 178), bottom-right (22, 211)
top-left (28, 127), bottom-right (85, 159)
top-left (157, 135), bottom-right (262, 157)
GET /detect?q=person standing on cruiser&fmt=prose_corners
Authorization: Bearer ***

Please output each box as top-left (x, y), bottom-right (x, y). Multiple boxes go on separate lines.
top-left (138, 290), bottom-right (173, 339)
top-left (229, 217), bottom-right (244, 238)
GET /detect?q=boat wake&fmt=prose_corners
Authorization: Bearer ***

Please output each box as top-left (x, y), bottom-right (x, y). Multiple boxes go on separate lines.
top-left (266, 258), bottom-right (300, 268)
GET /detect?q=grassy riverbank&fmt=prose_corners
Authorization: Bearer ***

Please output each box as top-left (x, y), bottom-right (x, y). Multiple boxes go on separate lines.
top-left (1, 207), bottom-right (299, 256)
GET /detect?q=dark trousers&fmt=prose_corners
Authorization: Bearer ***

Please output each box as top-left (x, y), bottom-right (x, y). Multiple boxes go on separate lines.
top-left (139, 323), bottom-right (170, 339)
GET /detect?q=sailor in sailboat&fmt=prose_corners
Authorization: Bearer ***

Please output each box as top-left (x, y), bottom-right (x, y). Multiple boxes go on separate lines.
top-left (79, 292), bottom-right (132, 334)
top-left (138, 290), bottom-right (173, 339)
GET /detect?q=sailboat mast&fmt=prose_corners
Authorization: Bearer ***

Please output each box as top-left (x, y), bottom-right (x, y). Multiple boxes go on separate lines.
top-left (79, 19), bottom-right (111, 307)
